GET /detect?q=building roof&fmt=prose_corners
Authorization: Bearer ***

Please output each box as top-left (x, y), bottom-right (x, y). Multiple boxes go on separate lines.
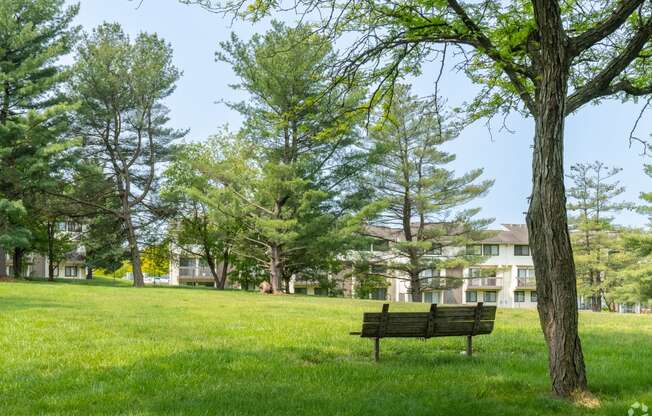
top-left (364, 223), bottom-right (529, 245)
top-left (480, 224), bottom-right (529, 245)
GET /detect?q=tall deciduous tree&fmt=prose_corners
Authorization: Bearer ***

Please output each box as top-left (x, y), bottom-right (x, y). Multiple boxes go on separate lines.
top-left (71, 23), bottom-right (184, 287)
top-left (366, 84), bottom-right (493, 302)
top-left (216, 22), bottom-right (366, 293)
top-left (0, 0), bottom-right (78, 278)
top-left (567, 162), bottom-right (632, 311)
top-left (186, 0), bottom-right (652, 398)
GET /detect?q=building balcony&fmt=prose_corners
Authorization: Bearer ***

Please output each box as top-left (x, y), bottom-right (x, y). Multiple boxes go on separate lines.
top-left (179, 267), bottom-right (213, 278)
top-left (423, 278), bottom-right (447, 290)
top-left (467, 277), bottom-right (503, 288)
top-left (516, 277), bottom-right (537, 288)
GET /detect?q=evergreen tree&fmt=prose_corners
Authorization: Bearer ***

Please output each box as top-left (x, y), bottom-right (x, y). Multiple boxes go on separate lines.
top-left (0, 0), bottom-right (78, 277)
top-left (70, 23), bottom-right (184, 287)
top-left (567, 162), bottom-right (633, 311)
top-left (216, 22), bottom-right (366, 293)
top-left (364, 84), bottom-right (493, 302)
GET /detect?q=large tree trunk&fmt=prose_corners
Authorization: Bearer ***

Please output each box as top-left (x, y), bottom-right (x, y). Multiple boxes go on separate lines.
top-left (0, 248), bottom-right (7, 278)
top-left (86, 267), bottom-right (93, 280)
top-left (269, 244), bottom-right (283, 293)
top-left (47, 222), bottom-right (55, 282)
top-left (409, 270), bottom-right (422, 302)
top-left (219, 249), bottom-right (229, 289)
top-left (528, 0), bottom-right (589, 398)
top-left (125, 217), bottom-right (144, 287)
top-left (12, 248), bottom-right (24, 278)
top-left (206, 249), bottom-right (228, 290)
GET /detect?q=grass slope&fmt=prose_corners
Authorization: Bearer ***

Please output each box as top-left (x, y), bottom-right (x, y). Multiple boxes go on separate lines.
top-left (1, 279), bottom-right (651, 415)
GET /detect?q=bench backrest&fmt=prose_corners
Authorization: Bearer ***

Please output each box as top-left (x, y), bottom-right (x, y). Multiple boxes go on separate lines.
top-left (359, 302), bottom-right (496, 338)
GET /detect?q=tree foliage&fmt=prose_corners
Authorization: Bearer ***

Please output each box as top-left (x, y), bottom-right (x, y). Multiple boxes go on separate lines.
top-left (71, 23), bottom-right (184, 287)
top-left (362, 84), bottom-right (493, 301)
top-left (0, 0), bottom-right (79, 277)
top-left (213, 21), bottom-right (368, 293)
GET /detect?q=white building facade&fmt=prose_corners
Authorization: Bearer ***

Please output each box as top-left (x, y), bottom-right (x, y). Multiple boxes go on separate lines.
top-left (374, 224), bottom-right (539, 308)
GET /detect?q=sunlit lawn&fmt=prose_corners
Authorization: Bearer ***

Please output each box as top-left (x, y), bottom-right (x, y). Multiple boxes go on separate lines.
top-left (1, 278), bottom-right (651, 415)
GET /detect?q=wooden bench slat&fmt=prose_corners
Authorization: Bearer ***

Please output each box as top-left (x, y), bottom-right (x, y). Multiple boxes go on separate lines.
top-left (360, 321), bottom-right (494, 338)
top-left (363, 307), bottom-right (496, 322)
top-left (363, 316), bottom-right (495, 325)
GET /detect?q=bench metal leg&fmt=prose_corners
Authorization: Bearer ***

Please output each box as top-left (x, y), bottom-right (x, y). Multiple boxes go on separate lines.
top-left (374, 338), bottom-right (380, 361)
top-left (466, 335), bottom-right (473, 356)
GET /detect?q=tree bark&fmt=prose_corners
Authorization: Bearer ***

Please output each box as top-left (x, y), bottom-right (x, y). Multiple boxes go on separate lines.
top-left (12, 248), bottom-right (24, 278)
top-left (409, 270), bottom-right (422, 302)
top-left (0, 248), bottom-right (7, 278)
top-left (219, 249), bottom-right (229, 289)
top-left (86, 267), bottom-right (93, 280)
top-left (528, 1), bottom-right (588, 398)
top-left (125, 216), bottom-right (144, 287)
top-left (269, 244), bottom-right (283, 293)
top-left (47, 221), bottom-right (55, 282)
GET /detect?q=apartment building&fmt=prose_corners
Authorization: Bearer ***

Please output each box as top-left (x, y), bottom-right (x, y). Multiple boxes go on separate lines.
top-left (168, 244), bottom-right (235, 287)
top-left (352, 224), bottom-right (538, 308)
top-left (2, 221), bottom-right (89, 279)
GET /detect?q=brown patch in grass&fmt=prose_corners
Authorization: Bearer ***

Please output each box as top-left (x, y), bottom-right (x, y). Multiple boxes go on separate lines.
top-left (571, 390), bottom-right (601, 409)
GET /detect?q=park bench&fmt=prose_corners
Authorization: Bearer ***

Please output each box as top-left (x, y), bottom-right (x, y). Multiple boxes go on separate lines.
top-left (350, 302), bottom-right (496, 361)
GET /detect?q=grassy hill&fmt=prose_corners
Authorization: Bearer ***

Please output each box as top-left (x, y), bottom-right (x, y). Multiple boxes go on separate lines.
top-left (1, 279), bottom-right (651, 415)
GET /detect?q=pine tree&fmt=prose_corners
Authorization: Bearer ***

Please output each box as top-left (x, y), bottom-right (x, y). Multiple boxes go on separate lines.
top-left (0, 0), bottom-right (79, 277)
top-left (364, 84), bottom-right (493, 302)
top-left (216, 22), bottom-right (366, 293)
top-left (70, 23), bottom-right (184, 287)
top-left (567, 162), bottom-right (633, 311)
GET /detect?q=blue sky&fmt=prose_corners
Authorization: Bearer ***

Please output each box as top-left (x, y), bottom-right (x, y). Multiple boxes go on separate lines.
top-left (66, 0), bottom-right (652, 228)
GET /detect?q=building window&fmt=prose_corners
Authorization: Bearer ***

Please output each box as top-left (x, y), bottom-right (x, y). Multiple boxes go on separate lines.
top-left (514, 245), bottom-right (530, 256)
top-left (65, 266), bottom-right (78, 277)
top-left (466, 244), bottom-right (482, 255)
top-left (469, 268), bottom-right (481, 278)
top-left (294, 287), bottom-right (307, 295)
top-left (483, 291), bottom-right (497, 303)
top-left (469, 268), bottom-right (496, 278)
top-left (423, 292), bottom-right (433, 304)
top-left (517, 268), bottom-right (535, 278)
top-left (179, 258), bottom-right (195, 267)
top-left (371, 240), bottom-right (390, 252)
top-left (466, 291), bottom-right (477, 303)
top-left (530, 291), bottom-right (538, 302)
top-left (427, 245), bottom-right (442, 256)
top-left (514, 291), bottom-right (525, 303)
top-left (483, 244), bottom-right (499, 256)
top-left (370, 264), bottom-right (386, 275)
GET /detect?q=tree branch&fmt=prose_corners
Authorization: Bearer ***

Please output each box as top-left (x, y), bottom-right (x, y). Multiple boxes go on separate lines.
top-left (447, 0), bottom-right (536, 115)
top-left (569, 0), bottom-right (646, 56)
top-left (566, 20), bottom-right (652, 114)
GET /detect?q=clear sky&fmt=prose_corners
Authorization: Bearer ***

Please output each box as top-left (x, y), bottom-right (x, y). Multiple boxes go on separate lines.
top-left (66, 0), bottom-right (652, 228)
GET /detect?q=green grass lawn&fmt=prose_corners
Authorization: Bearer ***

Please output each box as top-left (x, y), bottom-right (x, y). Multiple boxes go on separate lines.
top-left (1, 279), bottom-right (651, 415)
